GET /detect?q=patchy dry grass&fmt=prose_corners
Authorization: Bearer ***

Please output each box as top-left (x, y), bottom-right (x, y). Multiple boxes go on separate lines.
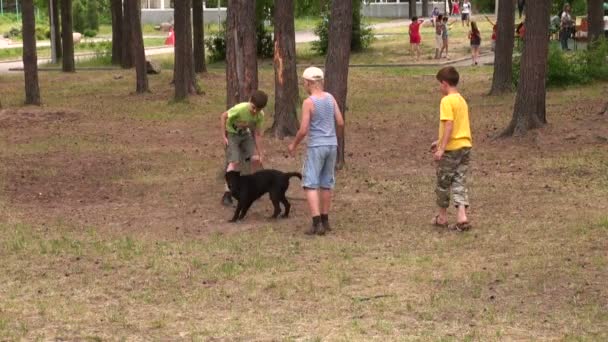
top-left (0, 57), bottom-right (607, 340)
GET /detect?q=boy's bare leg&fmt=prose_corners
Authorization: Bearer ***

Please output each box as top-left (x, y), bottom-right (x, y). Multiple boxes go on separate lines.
top-left (320, 189), bottom-right (332, 214)
top-left (305, 189), bottom-right (322, 235)
top-left (457, 205), bottom-right (468, 224)
top-left (435, 207), bottom-right (448, 225)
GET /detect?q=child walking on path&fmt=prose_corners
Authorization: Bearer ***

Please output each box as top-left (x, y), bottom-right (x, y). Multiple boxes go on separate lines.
top-left (469, 21), bottom-right (481, 65)
top-left (288, 67), bottom-right (345, 236)
top-left (435, 15), bottom-right (444, 59)
top-left (431, 67), bottom-right (473, 232)
top-left (409, 17), bottom-right (425, 61)
top-left (220, 91), bottom-right (268, 206)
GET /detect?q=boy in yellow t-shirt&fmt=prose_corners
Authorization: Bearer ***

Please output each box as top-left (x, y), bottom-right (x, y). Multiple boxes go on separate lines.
top-left (431, 67), bottom-right (472, 232)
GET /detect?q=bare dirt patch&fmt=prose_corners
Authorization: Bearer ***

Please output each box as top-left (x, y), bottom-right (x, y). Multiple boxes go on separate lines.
top-left (0, 108), bottom-right (80, 129)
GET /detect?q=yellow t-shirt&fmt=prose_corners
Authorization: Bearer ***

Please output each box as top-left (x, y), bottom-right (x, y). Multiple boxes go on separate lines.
top-left (438, 93), bottom-right (472, 151)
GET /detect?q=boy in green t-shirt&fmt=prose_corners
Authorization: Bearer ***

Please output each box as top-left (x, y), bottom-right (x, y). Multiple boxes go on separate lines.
top-left (220, 90), bottom-right (268, 206)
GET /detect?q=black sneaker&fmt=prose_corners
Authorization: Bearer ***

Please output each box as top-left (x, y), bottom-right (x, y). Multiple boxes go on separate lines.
top-left (221, 191), bottom-right (233, 207)
top-left (305, 223), bottom-right (319, 235)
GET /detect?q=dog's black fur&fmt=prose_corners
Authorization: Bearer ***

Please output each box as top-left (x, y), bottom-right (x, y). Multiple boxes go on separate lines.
top-left (225, 170), bottom-right (302, 222)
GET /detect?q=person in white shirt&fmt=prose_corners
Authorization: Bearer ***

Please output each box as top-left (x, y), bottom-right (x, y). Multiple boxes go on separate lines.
top-left (560, 3), bottom-right (574, 50)
top-left (462, 0), bottom-right (472, 27)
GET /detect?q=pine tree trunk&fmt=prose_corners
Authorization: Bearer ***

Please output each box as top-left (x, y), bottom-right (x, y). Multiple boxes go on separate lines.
top-left (193, 0), bottom-right (207, 73)
top-left (269, 0), bottom-right (299, 139)
top-left (60, 0), bottom-right (75, 72)
top-left (49, 0), bottom-right (62, 60)
top-left (226, 0), bottom-right (258, 109)
top-left (121, 0), bottom-right (134, 69)
top-left (174, 0), bottom-right (196, 100)
top-left (129, 0), bottom-right (148, 93)
top-left (502, 0), bottom-right (551, 137)
top-left (325, 0), bottom-right (353, 168)
top-left (409, 0), bottom-right (417, 18)
top-left (111, 0), bottom-right (123, 65)
top-left (587, 0), bottom-right (604, 44)
top-left (489, 0), bottom-right (515, 95)
top-left (22, 0), bottom-right (41, 105)
top-left (422, 0), bottom-right (429, 17)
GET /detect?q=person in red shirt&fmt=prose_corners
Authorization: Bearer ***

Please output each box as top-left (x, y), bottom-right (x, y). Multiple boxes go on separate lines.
top-left (409, 17), bottom-right (425, 61)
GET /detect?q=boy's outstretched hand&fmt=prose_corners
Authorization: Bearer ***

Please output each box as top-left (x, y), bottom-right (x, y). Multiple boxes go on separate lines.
top-left (288, 143), bottom-right (296, 157)
top-left (433, 149), bottom-right (444, 161)
top-left (430, 140), bottom-right (438, 153)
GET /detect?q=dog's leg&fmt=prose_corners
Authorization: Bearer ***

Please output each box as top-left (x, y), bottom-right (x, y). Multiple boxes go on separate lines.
top-left (269, 191), bottom-right (282, 218)
top-left (229, 202), bottom-right (242, 222)
top-left (238, 200), bottom-right (254, 220)
top-left (280, 194), bottom-right (290, 218)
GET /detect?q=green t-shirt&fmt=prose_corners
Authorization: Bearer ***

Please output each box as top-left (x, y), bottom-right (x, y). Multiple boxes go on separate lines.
top-left (225, 102), bottom-right (265, 134)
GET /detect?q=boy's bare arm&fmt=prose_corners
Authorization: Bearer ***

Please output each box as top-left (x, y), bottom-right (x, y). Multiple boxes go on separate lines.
top-left (334, 100), bottom-right (345, 140)
top-left (288, 100), bottom-right (312, 155)
top-left (438, 121), bottom-right (453, 152)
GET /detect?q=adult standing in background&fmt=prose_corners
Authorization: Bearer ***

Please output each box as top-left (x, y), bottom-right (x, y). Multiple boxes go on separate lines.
top-left (462, 0), bottom-right (472, 27)
top-left (560, 3), bottom-right (574, 51)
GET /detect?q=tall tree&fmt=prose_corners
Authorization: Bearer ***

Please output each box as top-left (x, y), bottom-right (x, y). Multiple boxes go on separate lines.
top-left (110, 0), bottom-right (123, 65)
top-left (325, 0), bottom-right (353, 168)
top-left (49, 0), bottom-right (62, 60)
top-left (60, 0), bottom-right (75, 72)
top-left (489, 0), bottom-right (515, 95)
top-left (269, 0), bottom-right (299, 138)
top-left (193, 0), bottom-right (207, 73)
top-left (22, 0), bottom-right (41, 105)
top-left (226, 0), bottom-right (258, 109)
top-left (422, 0), bottom-right (429, 17)
top-left (174, 0), bottom-right (196, 100)
top-left (502, 0), bottom-right (551, 137)
top-left (121, 0), bottom-right (133, 69)
top-left (409, 0), bottom-right (417, 18)
top-left (587, 0), bottom-right (604, 44)
top-left (128, 0), bottom-right (148, 93)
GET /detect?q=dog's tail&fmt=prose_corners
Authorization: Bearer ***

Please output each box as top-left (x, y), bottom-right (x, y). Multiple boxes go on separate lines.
top-left (285, 172), bottom-right (302, 180)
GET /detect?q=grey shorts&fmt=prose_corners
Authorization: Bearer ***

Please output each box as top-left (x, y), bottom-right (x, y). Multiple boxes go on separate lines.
top-left (226, 132), bottom-right (256, 164)
top-left (302, 145), bottom-right (338, 189)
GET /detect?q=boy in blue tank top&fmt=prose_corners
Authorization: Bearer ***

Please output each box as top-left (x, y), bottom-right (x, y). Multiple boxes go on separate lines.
top-left (288, 67), bottom-right (345, 236)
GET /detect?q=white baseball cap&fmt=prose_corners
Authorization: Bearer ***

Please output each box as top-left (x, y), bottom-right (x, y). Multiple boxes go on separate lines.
top-left (302, 67), bottom-right (324, 81)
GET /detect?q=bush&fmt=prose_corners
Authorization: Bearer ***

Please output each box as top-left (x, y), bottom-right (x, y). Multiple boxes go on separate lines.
top-left (35, 26), bottom-right (50, 41)
top-left (513, 39), bottom-right (608, 87)
top-left (256, 25), bottom-right (274, 59)
top-left (87, 0), bottom-right (100, 31)
top-left (83, 29), bottom-right (98, 38)
top-left (205, 32), bottom-right (226, 63)
top-left (475, 0), bottom-right (495, 13)
top-left (311, 2), bottom-right (374, 56)
top-left (73, 0), bottom-right (87, 33)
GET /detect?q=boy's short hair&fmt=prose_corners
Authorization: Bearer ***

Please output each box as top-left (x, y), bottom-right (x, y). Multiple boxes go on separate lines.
top-left (437, 14), bottom-right (444, 21)
top-left (436, 67), bottom-right (460, 86)
top-left (412, 16), bottom-right (418, 21)
top-left (250, 90), bottom-right (268, 109)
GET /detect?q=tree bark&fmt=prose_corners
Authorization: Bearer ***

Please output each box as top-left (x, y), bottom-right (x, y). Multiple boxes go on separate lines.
top-left (422, 0), bottom-right (429, 17)
top-left (502, 0), bottom-right (551, 137)
top-left (129, 0), bottom-right (148, 93)
top-left (587, 0), bottom-right (604, 44)
top-left (193, 0), bottom-right (207, 73)
top-left (111, 0), bottom-right (123, 65)
top-left (269, 0), bottom-right (299, 139)
top-left (121, 0), bottom-right (134, 69)
top-left (49, 0), bottom-right (62, 60)
top-left (60, 0), bottom-right (75, 72)
top-left (325, 0), bottom-right (353, 168)
top-left (174, 0), bottom-right (196, 101)
top-left (22, 0), bottom-right (41, 105)
top-left (226, 0), bottom-right (258, 109)
top-left (409, 0), bottom-right (417, 18)
top-left (489, 0), bottom-right (515, 95)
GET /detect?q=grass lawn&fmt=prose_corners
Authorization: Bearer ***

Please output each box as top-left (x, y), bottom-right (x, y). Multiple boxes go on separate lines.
top-left (1, 15), bottom-right (608, 340)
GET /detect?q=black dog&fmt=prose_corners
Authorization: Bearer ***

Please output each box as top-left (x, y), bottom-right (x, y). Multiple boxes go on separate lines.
top-left (225, 170), bottom-right (302, 222)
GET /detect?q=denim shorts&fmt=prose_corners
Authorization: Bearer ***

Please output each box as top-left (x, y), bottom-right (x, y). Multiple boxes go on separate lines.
top-left (302, 145), bottom-right (337, 189)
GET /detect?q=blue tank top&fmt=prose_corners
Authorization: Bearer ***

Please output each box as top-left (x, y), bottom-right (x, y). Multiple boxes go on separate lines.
top-left (309, 92), bottom-right (338, 147)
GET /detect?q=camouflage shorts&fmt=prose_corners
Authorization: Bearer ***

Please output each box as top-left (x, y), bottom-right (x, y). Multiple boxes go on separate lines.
top-left (436, 147), bottom-right (471, 208)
